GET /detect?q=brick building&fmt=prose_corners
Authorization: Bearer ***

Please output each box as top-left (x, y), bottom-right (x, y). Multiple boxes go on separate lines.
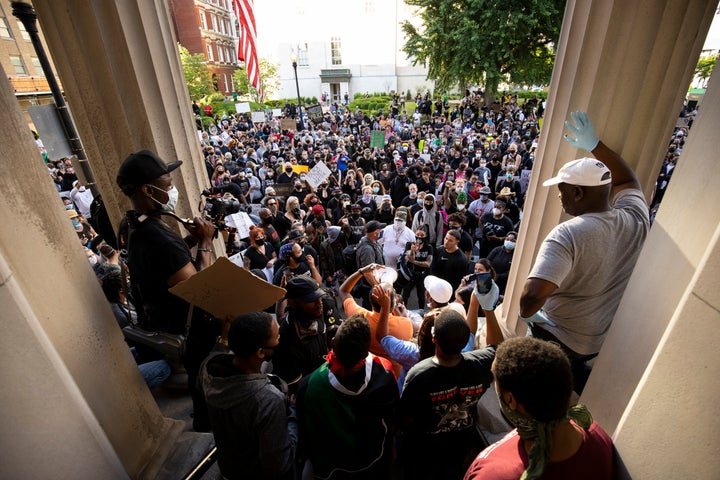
top-left (167, 0), bottom-right (239, 95)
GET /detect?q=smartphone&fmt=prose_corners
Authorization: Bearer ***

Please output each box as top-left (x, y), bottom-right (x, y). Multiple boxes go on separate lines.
top-left (473, 271), bottom-right (493, 294)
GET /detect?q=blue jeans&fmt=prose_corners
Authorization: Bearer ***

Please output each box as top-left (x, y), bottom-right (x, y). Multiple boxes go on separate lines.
top-left (138, 359), bottom-right (172, 389)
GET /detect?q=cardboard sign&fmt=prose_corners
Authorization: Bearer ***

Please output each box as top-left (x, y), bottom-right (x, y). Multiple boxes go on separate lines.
top-left (370, 130), bottom-right (386, 148)
top-left (519, 169), bottom-right (531, 195)
top-left (251, 111), bottom-right (266, 123)
top-left (304, 161), bottom-right (332, 189)
top-left (280, 118), bottom-right (296, 131)
top-left (235, 102), bottom-right (251, 113)
top-left (306, 104), bottom-right (324, 123)
top-left (169, 256), bottom-right (286, 319)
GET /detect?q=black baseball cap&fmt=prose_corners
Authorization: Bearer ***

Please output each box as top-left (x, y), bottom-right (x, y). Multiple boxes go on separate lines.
top-left (366, 220), bottom-right (387, 233)
top-left (284, 276), bottom-right (325, 302)
top-left (117, 149), bottom-right (182, 195)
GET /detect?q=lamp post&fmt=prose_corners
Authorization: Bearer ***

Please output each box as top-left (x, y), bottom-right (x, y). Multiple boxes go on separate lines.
top-left (290, 51), bottom-right (304, 131)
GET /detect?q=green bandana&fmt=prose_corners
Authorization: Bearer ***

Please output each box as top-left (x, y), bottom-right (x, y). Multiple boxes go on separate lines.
top-left (498, 393), bottom-right (593, 480)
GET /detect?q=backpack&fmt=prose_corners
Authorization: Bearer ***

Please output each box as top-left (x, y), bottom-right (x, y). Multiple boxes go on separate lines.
top-left (342, 244), bottom-right (359, 275)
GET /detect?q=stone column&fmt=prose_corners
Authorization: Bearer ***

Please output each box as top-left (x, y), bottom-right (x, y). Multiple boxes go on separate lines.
top-left (31, 0), bottom-right (211, 230)
top-left (585, 60), bottom-right (720, 477)
top-left (501, 0), bottom-right (716, 335)
top-left (0, 60), bottom-right (180, 477)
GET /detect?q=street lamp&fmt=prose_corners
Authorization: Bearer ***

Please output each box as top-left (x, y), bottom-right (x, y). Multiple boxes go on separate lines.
top-left (290, 50), bottom-right (304, 131)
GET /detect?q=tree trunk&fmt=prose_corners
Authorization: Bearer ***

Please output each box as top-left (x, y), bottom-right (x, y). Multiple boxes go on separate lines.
top-left (484, 77), bottom-right (499, 107)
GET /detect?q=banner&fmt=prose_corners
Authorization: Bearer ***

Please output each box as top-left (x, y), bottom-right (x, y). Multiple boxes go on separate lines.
top-left (370, 130), bottom-right (386, 148)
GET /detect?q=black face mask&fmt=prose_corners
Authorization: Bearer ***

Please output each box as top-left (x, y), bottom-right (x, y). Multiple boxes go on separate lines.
top-left (424, 204), bottom-right (433, 211)
top-left (351, 213), bottom-right (360, 219)
top-left (255, 238), bottom-right (265, 246)
top-left (292, 208), bottom-right (301, 215)
top-left (286, 167), bottom-right (293, 173)
top-left (262, 217), bottom-right (273, 225)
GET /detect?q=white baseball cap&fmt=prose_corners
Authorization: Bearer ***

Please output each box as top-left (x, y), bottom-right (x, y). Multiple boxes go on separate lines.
top-left (542, 157), bottom-right (611, 187)
top-left (424, 275), bottom-right (453, 304)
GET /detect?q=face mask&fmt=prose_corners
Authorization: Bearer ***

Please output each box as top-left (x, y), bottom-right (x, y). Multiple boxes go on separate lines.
top-left (457, 203), bottom-right (466, 210)
top-left (292, 207), bottom-right (300, 215)
top-left (255, 238), bottom-right (265, 246)
top-left (342, 201), bottom-right (350, 207)
top-left (394, 219), bottom-right (405, 229)
top-left (409, 192), bottom-right (417, 198)
top-left (504, 240), bottom-right (516, 251)
top-left (507, 173), bottom-right (514, 180)
top-left (480, 194), bottom-right (489, 201)
top-left (78, 186), bottom-right (86, 192)
top-left (285, 167), bottom-right (293, 173)
top-left (351, 212), bottom-right (360, 219)
top-left (492, 207), bottom-right (501, 216)
top-left (424, 204), bottom-right (433, 211)
top-left (417, 198), bottom-right (423, 206)
top-left (150, 185), bottom-right (179, 212)
top-left (372, 187), bottom-right (380, 193)
top-left (262, 217), bottom-right (273, 225)
top-left (300, 176), bottom-right (306, 182)
top-left (72, 219), bottom-right (81, 229)
top-left (362, 194), bottom-right (371, 202)
top-left (88, 254), bottom-right (97, 266)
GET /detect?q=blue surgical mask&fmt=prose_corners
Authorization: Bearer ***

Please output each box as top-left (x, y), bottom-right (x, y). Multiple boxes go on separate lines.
top-left (504, 240), bottom-right (516, 251)
top-left (71, 219), bottom-right (81, 229)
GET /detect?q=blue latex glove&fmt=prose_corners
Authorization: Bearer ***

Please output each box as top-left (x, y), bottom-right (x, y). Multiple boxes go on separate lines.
top-left (564, 111), bottom-right (599, 152)
top-left (519, 310), bottom-right (556, 327)
top-left (473, 280), bottom-right (499, 311)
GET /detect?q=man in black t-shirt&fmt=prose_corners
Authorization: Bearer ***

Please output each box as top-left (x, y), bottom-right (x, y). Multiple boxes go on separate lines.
top-left (479, 200), bottom-right (514, 258)
top-left (117, 149), bottom-right (219, 432)
top-left (431, 229), bottom-right (470, 293)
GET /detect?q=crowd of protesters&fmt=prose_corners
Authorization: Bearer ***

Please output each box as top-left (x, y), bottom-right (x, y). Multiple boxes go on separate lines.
top-left (48, 91), bottom-right (696, 480)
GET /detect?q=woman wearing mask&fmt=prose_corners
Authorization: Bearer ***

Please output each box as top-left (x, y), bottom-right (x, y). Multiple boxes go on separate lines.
top-left (342, 169), bottom-right (360, 199)
top-left (284, 196), bottom-right (306, 224)
top-left (486, 231), bottom-right (516, 295)
top-left (357, 186), bottom-right (377, 222)
top-left (376, 194), bottom-right (395, 224)
top-left (370, 180), bottom-right (386, 204)
top-left (243, 226), bottom-right (277, 271)
top-left (400, 228), bottom-right (434, 309)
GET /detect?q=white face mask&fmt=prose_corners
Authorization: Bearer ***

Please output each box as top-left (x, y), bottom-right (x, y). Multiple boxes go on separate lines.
top-left (150, 185), bottom-right (179, 212)
top-left (492, 207), bottom-right (501, 216)
top-left (394, 219), bottom-right (405, 230)
top-left (457, 203), bottom-right (466, 210)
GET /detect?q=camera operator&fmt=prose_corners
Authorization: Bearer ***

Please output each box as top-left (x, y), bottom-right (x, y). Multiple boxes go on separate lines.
top-left (116, 149), bottom-right (221, 432)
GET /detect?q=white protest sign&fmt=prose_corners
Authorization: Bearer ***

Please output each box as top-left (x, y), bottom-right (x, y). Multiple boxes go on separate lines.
top-left (251, 111), bottom-right (266, 123)
top-left (304, 161), bottom-right (332, 189)
top-left (419, 154), bottom-right (431, 163)
top-left (224, 212), bottom-right (256, 239)
top-left (519, 169), bottom-right (531, 195)
top-left (235, 102), bottom-right (251, 113)
top-left (272, 108), bottom-right (282, 117)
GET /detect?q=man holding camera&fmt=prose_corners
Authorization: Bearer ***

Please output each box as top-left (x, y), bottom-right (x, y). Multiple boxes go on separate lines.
top-left (117, 149), bottom-right (220, 431)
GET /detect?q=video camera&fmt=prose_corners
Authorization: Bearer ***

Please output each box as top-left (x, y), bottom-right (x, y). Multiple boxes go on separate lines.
top-left (201, 188), bottom-right (240, 225)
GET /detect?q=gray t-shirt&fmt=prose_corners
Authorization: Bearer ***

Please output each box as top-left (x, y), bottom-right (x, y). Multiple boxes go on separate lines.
top-left (529, 188), bottom-right (649, 355)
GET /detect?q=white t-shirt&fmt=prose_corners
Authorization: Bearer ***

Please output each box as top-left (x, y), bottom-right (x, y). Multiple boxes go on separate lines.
top-left (380, 225), bottom-right (416, 270)
top-left (529, 189), bottom-right (649, 355)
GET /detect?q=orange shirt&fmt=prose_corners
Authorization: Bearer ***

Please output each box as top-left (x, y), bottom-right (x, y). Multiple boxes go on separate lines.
top-left (343, 298), bottom-right (414, 378)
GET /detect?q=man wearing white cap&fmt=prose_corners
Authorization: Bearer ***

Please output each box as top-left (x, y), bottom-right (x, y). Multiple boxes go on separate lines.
top-left (519, 111), bottom-right (650, 394)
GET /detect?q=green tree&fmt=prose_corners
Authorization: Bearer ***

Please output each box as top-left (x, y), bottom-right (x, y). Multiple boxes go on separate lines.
top-left (178, 44), bottom-right (213, 100)
top-left (402, 0), bottom-right (565, 104)
top-left (695, 53), bottom-right (718, 88)
top-left (232, 58), bottom-right (280, 101)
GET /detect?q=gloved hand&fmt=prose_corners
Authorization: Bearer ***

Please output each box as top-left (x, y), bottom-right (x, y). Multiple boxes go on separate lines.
top-left (564, 111), bottom-right (599, 152)
top-left (519, 310), bottom-right (556, 327)
top-left (473, 280), bottom-right (499, 311)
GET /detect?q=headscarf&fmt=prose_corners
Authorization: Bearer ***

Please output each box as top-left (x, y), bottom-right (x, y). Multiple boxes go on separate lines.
top-left (498, 394), bottom-right (593, 480)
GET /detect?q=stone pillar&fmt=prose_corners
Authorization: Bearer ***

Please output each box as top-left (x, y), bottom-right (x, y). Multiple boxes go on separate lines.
top-left (501, 0), bottom-right (716, 336)
top-left (31, 0), bottom-right (211, 230)
top-left (0, 60), bottom-right (181, 477)
top-left (585, 60), bottom-right (720, 477)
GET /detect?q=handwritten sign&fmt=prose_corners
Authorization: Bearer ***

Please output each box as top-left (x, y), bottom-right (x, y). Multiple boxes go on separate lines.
top-left (251, 111), bottom-right (266, 123)
top-left (272, 108), bottom-right (282, 117)
top-left (280, 118), bottom-right (296, 131)
top-left (519, 169), bottom-right (531, 195)
top-left (224, 211), bottom-right (256, 239)
top-left (235, 102), bottom-right (251, 113)
top-left (370, 130), bottom-right (385, 148)
top-left (306, 104), bottom-right (324, 123)
top-left (304, 161), bottom-right (332, 189)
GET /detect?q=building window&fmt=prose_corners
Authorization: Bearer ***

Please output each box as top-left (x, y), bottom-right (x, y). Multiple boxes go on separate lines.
top-left (199, 9), bottom-right (207, 29)
top-left (17, 21), bottom-right (30, 41)
top-left (10, 55), bottom-right (26, 75)
top-left (298, 47), bottom-right (309, 67)
top-left (219, 16), bottom-right (226, 35)
top-left (331, 37), bottom-right (342, 65)
top-left (0, 18), bottom-right (12, 39)
top-left (31, 56), bottom-right (44, 76)
top-left (211, 13), bottom-right (218, 32)
top-left (206, 43), bottom-right (214, 61)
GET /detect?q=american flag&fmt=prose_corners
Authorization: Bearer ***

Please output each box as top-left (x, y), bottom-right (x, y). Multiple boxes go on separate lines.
top-left (233, 0), bottom-right (263, 101)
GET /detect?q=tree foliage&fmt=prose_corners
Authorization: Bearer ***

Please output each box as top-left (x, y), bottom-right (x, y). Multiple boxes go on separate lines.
top-left (232, 58), bottom-right (280, 101)
top-left (695, 53), bottom-right (718, 87)
top-left (402, 0), bottom-right (565, 103)
top-left (178, 44), bottom-right (213, 100)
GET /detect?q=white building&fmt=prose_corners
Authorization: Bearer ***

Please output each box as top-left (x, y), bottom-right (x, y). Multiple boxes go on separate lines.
top-left (254, 0), bottom-right (431, 102)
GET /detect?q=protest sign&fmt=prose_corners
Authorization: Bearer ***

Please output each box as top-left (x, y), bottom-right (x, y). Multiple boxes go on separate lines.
top-left (370, 130), bottom-right (385, 148)
top-left (304, 161), bottom-right (332, 189)
top-left (306, 104), bottom-right (323, 123)
top-left (251, 111), bottom-right (266, 123)
top-left (235, 102), bottom-right (251, 113)
top-left (280, 118), bottom-right (296, 131)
